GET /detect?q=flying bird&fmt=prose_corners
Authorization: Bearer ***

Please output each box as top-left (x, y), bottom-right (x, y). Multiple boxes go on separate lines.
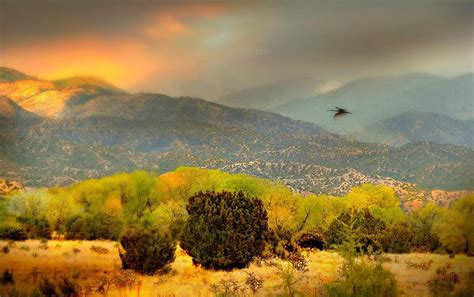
top-left (328, 107), bottom-right (352, 118)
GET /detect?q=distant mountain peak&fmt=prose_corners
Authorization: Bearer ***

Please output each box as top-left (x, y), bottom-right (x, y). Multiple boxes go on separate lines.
top-left (0, 67), bottom-right (35, 82)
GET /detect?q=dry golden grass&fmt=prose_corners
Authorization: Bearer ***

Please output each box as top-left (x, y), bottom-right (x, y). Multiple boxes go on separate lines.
top-left (0, 240), bottom-right (473, 296)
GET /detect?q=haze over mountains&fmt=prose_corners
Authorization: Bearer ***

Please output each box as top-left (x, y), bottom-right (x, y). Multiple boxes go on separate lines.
top-left (271, 73), bottom-right (474, 140)
top-left (1, 67), bottom-right (473, 199)
top-left (215, 77), bottom-right (321, 110)
top-left (351, 112), bottom-right (474, 148)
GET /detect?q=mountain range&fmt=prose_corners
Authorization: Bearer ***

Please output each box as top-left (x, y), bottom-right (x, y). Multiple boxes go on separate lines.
top-left (351, 112), bottom-right (474, 148)
top-left (1, 67), bottom-right (473, 199)
top-left (271, 73), bottom-right (473, 137)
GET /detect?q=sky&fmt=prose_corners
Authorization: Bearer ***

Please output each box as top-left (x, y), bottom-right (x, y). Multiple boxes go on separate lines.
top-left (0, 0), bottom-right (472, 99)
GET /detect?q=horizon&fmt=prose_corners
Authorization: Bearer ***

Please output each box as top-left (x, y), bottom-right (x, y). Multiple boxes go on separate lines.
top-left (1, 65), bottom-right (472, 101)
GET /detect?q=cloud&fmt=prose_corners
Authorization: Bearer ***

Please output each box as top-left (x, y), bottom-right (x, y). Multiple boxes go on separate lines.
top-left (0, 1), bottom-right (472, 99)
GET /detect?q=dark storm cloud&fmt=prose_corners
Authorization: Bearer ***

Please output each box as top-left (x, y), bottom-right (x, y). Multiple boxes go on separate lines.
top-left (0, 0), bottom-right (472, 99)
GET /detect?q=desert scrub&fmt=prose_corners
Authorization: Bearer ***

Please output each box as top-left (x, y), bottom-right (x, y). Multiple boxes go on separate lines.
top-left (209, 278), bottom-right (245, 297)
top-left (90, 245), bottom-right (109, 254)
top-left (426, 265), bottom-right (459, 297)
top-left (2, 245), bottom-right (9, 254)
top-left (38, 239), bottom-right (48, 250)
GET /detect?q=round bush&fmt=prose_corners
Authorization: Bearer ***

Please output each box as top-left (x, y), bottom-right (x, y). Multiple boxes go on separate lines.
top-left (119, 228), bottom-right (176, 275)
top-left (180, 191), bottom-right (268, 270)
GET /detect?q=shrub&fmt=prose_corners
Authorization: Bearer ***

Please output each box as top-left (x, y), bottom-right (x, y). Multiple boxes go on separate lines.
top-left (38, 277), bottom-right (58, 297)
top-left (2, 245), bottom-right (9, 254)
top-left (38, 239), bottom-right (48, 250)
top-left (427, 265), bottom-right (459, 297)
top-left (297, 228), bottom-right (325, 250)
top-left (180, 191), bottom-right (268, 270)
top-left (1, 269), bottom-right (14, 285)
top-left (263, 228), bottom-right (300, 260)
top-left (274, 261), bottom-right (302, 297)
top-left (90, 245), bottom-right (109, 254)
top-left (65, 213), bottom-right (123, 240)
top-left (244, 271), bottom-right (264, 294)
top-left (209, 278), bottom-right (245, 297)
top-left (0, 225), bottom-right (27, 240)
top-left (16, 216), bottom-right (52, 239)
top-left (58, 277), bottom-right (79, 297)
top-left (119, 227), bottom-right (176, 275)
top-left (325, 260), bottom-right (398, 297)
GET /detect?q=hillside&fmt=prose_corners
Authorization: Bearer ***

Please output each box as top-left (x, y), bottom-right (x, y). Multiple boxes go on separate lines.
top-left (0, 67), bottom-right (126, 118)
top-left (0, 67), bottom-right (35, 82)
top-left (351, 112), bottom-right (474, 147)
top-left (272, 73), bottom-right (473, 135)
top-left (0, 68), bottom-right (473, 194)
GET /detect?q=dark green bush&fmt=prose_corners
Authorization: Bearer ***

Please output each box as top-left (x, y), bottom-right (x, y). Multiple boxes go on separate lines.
top-left (119, 228), bottom-right (176, 275)
top-left (0, 225), bottom-right (28, 240)
top-left (180, 191), bottom-right (268, 270)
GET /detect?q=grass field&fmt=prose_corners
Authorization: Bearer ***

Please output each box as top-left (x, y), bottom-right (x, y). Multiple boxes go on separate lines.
top-left (0, 240), bottom-right (473, 296)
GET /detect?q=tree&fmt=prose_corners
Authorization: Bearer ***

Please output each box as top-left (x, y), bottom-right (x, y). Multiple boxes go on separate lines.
top-left (180, 191), bottom-right (268, 270)
top-left (65, 213), bottom-right (123, 240)
top-left (119, 228), bottom-right (176, 275)
top-left (409, 203), bottom-right (443, 252)
top-left (379, 221), bottom-right (414, 253)
top-left (436, 195), bottom-right (474, 254)
top-left (326, 208), bottom-right (386, 254)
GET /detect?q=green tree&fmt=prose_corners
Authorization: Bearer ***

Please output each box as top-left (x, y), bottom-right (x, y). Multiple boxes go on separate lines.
top-left (180, 191), bottom-right (268, 270)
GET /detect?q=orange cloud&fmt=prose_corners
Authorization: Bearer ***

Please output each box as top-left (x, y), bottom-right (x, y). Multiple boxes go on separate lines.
top-left (0, 3), bottom-right (234, 95)
top-left (0, 36), bottom-right (202, 91)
